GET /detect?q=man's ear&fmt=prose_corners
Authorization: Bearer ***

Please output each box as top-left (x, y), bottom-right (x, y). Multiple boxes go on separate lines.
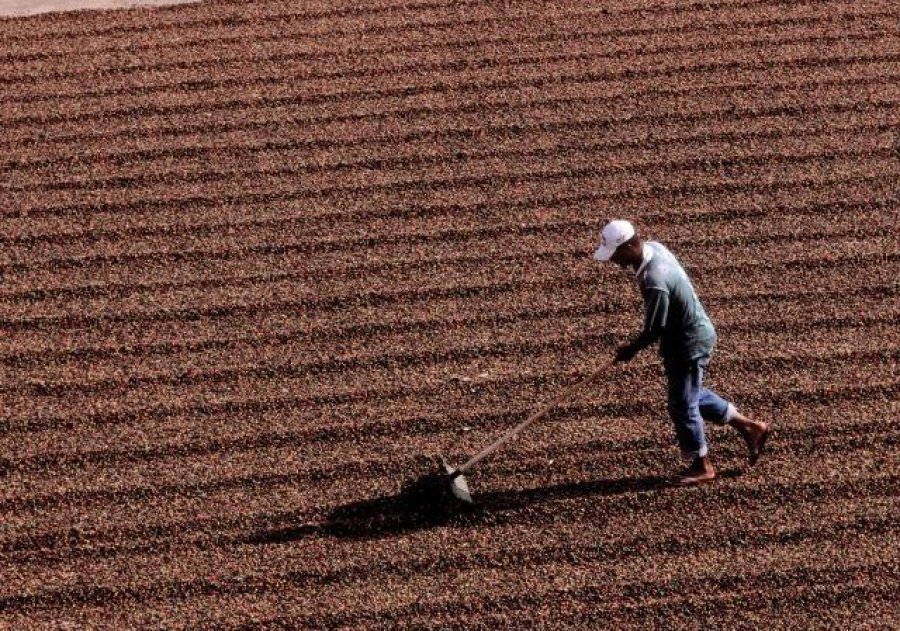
top-left (628, 237), bottom-right (641, 257)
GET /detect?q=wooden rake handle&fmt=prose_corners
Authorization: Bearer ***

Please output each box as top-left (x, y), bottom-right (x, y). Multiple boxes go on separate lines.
top-left (456, 361), bottom-right (615, 475)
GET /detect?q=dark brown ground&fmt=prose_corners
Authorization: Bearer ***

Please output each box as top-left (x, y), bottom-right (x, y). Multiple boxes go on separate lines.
top-left (1, 0), bottom-right (898, 628)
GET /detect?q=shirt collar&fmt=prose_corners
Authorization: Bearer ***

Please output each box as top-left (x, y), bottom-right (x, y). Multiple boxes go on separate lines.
top-left (634, 242), bottom-right (653, 277)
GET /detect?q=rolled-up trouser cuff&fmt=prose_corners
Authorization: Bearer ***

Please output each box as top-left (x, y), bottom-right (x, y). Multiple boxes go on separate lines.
top-left (722, 403), bottom-right (737, 424)
top-left (703, 394), bottom-right (734, 425)
top-left (681, 444), bottom-right (709, 461)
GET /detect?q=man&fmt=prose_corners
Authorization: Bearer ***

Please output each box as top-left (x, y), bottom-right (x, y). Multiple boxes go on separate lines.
top-left (593, 219), bottom-right (770, 484)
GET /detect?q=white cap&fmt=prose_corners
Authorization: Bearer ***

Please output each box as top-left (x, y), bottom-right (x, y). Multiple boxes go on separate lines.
top-left (593, 219), bottom-right (636, 261)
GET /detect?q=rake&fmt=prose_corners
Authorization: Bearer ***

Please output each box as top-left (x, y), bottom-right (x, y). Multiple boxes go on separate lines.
top-left (435, 362), bottom-right (614, 504)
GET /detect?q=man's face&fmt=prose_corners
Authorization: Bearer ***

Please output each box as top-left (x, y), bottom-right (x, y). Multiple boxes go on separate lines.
top-left (609, 239), bottom-right (639, 270)
top-left (609, 246), bottom-right (630, 268)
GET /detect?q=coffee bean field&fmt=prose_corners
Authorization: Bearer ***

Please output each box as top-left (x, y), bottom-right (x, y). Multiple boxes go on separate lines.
top-left (2, 0), bottom-right (898, 627)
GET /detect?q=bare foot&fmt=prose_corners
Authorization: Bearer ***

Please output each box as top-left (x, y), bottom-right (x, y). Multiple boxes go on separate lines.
top-left (730, 413), bottom-right (771, 465)
top-left (674, 456), bottom-right (716, 486)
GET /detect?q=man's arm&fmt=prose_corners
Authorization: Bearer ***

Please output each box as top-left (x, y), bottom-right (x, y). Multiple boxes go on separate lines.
top-left (615, 288), bottom-right (669, 362)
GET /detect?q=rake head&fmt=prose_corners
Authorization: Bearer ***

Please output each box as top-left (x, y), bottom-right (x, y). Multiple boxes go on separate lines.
top-left (440, 456), bottom-right (472, 504)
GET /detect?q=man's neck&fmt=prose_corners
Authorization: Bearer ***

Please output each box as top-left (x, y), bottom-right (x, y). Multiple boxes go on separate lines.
top-left (634, 241), bottom-right (653, 275)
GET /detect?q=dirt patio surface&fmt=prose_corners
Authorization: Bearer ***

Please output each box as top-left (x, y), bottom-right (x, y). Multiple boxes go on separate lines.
top-left (1, 0), bottom-right (898, 628)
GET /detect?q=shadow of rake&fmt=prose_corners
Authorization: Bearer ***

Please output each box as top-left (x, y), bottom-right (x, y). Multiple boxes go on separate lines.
top-left (241, 469), bottom-right (741, 544)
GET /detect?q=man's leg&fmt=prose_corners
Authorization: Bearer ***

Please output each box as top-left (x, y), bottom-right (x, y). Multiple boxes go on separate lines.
top-left (697, 383), bottom-right (771, 465)
top-left (666, 361), bottom-right (715, 484)
top-left (728, 409), bottom-right (771, 465)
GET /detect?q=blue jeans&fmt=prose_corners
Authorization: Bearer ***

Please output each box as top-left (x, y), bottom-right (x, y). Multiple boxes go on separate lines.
top-left (665, 355), bottom-right (734, 460)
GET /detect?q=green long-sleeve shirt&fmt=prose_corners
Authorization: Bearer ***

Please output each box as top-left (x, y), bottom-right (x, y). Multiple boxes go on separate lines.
top-left (630, 241), bottom-right (716, 363)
